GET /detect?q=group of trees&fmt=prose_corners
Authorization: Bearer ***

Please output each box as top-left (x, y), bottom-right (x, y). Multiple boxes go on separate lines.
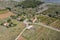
top-left (0, 19), bottom-right (17, 28)
top-left (48, 11), bottom-right (60, 19)
top-left (10, 13), bottom-right (25, 22)
top-left (15, 0), bottom-right (44, 8)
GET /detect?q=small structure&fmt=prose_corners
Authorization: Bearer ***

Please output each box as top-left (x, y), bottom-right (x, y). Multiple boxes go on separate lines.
top-left (32, 17), bottom-right (37, 23)
top-left (26, 25), bottom-right (33, 29)
top-left (3, 22), bottom-right (9, 27)
top-left (23, 19), bottom-right (34, 29)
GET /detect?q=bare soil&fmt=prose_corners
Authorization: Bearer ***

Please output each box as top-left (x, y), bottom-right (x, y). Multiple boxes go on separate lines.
top-left (0, 11), bottom-right (15, 19)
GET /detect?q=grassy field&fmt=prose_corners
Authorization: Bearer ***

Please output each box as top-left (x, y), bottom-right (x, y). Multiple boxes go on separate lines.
top-left (0, 19), bottom-right (25, 40)
top-left (0, 9), bottom-right (8, 14)
top-left (22, 24), bottom-right (60, 40)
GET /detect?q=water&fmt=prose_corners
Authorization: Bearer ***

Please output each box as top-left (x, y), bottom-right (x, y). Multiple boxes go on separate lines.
top-left (42, 0), bottom-right (60, 3)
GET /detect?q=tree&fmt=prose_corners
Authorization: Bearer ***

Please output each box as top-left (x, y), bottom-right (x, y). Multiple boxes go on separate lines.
top-left (7, 19), bottom-right (11, 22)
top-left (56, 11), bottom-right (59, 14)
top-left (10, 15), bottom-right (17, 19)
top-left (0, 23), bottom-right (3, 25)
top-left (48, 14), bottom-right (52, 17)
top-left (6, 7), bottom-right (11, 11)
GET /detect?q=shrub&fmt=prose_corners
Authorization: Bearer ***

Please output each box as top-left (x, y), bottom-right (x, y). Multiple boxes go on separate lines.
top-left (0, 23), bottom-right (3, 25)
top-left (10, 15), bottom-right (17, 19)
top-left (6, 7), bottom-right (11, 11)
top-left (13, 24), bottom-right (17, 26)
top-left (7, 19), bottom-right (11, 22)
top-left (20, 18), bottom-right (25, 21)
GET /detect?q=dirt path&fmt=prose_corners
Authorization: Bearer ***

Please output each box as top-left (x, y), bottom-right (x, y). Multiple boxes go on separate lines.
top-left (50, 20), bottom-right (59, 25)
top-left (18, 36), bottom-right (24, 40)
top-left (34, 22), bottom-right (60, 32)
top-left (15, 27), bottom-right (27, 40)
top-left (0, 11), bottom-right (15, 19)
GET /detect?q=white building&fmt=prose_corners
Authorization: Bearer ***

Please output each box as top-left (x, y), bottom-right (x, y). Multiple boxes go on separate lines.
top-left (26, 25), bottom-right (33, 29)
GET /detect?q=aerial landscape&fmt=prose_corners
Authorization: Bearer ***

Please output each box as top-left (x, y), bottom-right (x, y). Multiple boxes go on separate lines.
top-left (0, 0), bottom-right (60, 40)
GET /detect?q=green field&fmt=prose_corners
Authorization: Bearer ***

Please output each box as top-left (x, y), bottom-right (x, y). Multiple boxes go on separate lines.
top-left (0, 9), bottom-right (8, 14)
top-left (22, 24), bottom-right (60, 40)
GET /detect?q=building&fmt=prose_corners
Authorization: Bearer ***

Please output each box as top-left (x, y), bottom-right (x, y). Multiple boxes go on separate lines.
top-left (3, 22), bottom-right (9, 27)
top-left (26, 25), bottom-right (33, 29)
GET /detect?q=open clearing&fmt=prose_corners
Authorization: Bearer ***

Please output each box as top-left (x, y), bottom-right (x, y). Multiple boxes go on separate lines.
top-left (0, 10), bottom-right (15, 19)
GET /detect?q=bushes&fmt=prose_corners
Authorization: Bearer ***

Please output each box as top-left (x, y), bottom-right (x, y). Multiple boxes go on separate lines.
top-left (7, 19), bottom-right (11, 22)
top-left (10, 15), bottom-right (17, 19)
top-left (16, 12), bottom-right (26, 16)
top-left (0, 19), bottom-right (17, 28)
top-left (6, 7), bottom-right (11, 11)
top-left (0, 23), bottom-right (3, 25)
top-left (9, 22), bottom-right (17, 27)
top-left (19, 18), bottom-right (25, 21)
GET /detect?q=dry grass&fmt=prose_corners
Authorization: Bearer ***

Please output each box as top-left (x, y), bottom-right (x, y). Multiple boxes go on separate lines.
top-left (22, 25), bottom-right (60, 40)
top-left (0, 11), bottom-right (15, 19)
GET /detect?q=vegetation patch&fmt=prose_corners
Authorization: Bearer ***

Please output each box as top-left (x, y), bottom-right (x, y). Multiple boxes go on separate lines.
top-left (16, 0), bottom-right (44, 8)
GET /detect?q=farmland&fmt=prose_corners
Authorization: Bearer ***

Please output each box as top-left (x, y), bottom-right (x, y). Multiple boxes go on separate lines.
top-left (22, 24), bottom-right (60, 40)
top-left (36, 5), bottom-right (60, 29)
